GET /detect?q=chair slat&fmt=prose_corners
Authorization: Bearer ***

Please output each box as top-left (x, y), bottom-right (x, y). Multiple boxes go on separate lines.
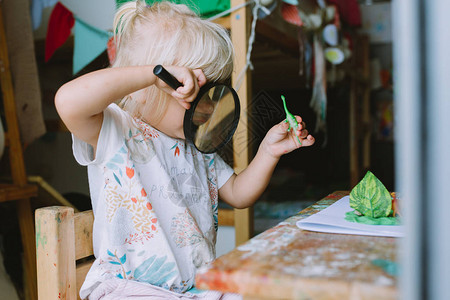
top-left (76, 259), bottom-right (95, 300)
top-left (74, 210), bottom-right (94, 260)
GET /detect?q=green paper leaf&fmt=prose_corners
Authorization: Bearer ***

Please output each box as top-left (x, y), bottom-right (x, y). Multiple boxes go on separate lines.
top-left (349, 171), bottom-right (392, 218)
top-left (345, 211), bottom-right (400, 225)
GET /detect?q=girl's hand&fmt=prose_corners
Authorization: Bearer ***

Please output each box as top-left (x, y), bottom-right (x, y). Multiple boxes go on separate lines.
top-left (155, 66), bottom-right (207, 109)
top-left (261, 116), bottom-right (315, 158)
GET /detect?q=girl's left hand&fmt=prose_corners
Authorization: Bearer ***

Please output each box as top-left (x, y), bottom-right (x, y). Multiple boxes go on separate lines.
top-left (261, 116), bottom-right (315, 158)
top-left (155, 66), bottom-right (207, 109)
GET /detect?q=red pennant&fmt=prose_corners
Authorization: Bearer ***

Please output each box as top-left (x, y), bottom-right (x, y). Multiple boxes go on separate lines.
top-left (327, 0), bottom-right (361, 27)
top-left (281, 3), bottom-right (303, 27)
top-left (45, 2), bottom-right (75, 62)
top-left (107, 36), bottom-right (116, 65)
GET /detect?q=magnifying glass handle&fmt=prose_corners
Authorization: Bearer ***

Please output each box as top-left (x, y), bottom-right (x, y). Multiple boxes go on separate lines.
top-left (153, 65), bottom-right (183, 90)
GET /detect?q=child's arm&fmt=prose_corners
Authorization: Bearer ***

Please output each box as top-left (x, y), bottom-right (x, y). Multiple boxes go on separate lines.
top-left (55, 66), bottom-right (206, 149)
top-left (218, 116), bottom-right (315, 209)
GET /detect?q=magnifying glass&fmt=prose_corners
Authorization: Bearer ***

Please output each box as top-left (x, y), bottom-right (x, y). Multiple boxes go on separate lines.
top-left (153, 65), bottom-right (240, 154)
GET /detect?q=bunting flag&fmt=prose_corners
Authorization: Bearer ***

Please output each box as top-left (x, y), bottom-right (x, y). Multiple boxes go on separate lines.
top-left (73, 17), bottom-right (112, 74)
top-left (45, 2), bottom-right (75, 62)
top-left (326, 0), bottom-right (361, 27)
top-left (115, 0), bottom-right (230, 18)
top-left (281, 2), bottom-right (303, 27)
top-left (107, 37), bottom-right (116, 65)
top-left (31, 0), bottom-right (58, 30)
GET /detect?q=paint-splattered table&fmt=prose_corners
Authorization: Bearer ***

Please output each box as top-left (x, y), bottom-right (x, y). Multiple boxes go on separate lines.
top-left (196, 191), bottom-right (398, 300)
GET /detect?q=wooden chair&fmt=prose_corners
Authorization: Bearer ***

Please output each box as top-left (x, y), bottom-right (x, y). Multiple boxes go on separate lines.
top-left (35, 206), bottom-right (237, 299)
top-left (35, 206), bottom-right (94, 300)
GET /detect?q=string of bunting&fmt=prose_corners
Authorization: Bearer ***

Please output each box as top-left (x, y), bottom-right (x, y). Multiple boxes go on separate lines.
top-left (44, 1), bottom-right (114, 74)
top-left (42, 0), bottom-right (233, 74)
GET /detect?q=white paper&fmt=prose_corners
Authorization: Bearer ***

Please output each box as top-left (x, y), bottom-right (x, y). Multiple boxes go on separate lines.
top-left (296, 196), bottom-right (404, 237)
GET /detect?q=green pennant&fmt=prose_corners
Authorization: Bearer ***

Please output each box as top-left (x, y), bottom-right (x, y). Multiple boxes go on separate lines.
top-left (73, 18), bottom-right (112, 74)
top-left (115, 0), bottom-right (229, 18)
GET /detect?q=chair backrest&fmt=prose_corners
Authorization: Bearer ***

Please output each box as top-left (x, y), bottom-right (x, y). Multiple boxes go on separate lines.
top-left (35, 207), bottom-right (94, 300)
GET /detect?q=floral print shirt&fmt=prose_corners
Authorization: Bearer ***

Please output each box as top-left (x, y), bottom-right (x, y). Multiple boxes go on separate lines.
top-left (72, 104), bottom-right (234, 299)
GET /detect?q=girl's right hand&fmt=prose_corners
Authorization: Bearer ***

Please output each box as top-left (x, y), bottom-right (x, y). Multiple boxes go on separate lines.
top-left (155, 66), bottom-right (207, 110)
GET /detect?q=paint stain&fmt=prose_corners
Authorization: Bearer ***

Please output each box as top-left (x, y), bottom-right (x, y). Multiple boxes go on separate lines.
top-left (35, 219), bottom-right (48, 258)
top-left (371, 259), bottom-right (399, 277)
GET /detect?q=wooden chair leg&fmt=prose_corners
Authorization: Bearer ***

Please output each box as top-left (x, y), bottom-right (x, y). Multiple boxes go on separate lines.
top-left (17, 198), bottom-right (37, 300)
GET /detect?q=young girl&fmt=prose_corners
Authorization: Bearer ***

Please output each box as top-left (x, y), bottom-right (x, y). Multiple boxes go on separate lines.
top-left (55, 1), bottom-right (315, 299)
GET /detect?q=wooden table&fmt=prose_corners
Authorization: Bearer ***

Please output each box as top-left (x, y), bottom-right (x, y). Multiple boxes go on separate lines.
top-left (196, 191), bottom-right (398, 300)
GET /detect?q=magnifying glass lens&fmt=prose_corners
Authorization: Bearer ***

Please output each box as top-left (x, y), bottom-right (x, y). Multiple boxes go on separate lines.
top-left (153, 65), bottom-right (240, 154)
top-left (192, 95), bottom-right (215, 126)
top-left (192, 85), bottom-right (239, 153)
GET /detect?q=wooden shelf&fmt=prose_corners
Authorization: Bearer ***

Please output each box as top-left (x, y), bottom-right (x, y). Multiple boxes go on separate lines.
top-left (0, 183), bottom-right (38, 203)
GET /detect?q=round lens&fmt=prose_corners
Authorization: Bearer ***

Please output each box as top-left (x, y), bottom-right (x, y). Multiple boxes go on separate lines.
top-left (184, 85), bottom-right (240, 153)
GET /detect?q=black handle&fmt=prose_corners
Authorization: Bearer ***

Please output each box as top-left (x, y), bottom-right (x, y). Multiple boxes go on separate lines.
top-left (153, 65), bottom-right (183, 90)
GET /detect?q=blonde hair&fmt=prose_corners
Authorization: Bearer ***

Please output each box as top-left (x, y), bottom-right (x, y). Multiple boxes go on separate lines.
top-left (112, 0), bottom-right (235, 122)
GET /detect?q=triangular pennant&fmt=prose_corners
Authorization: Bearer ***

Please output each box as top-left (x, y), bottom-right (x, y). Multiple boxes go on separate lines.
top-left (281, 3), bottom-right (303, 27)
top-left (73, 17), bottom-right (111, 74)
top-left (115, 0), bottom-right (230, 18)
top-left (45, 2), bottom-right (75, 62)
top-left (107, 36), bottom-right (116, 65)
top-left (32, 0), bottom-right (58, 30)
top-left (326, 0), bottom-right (361, 27)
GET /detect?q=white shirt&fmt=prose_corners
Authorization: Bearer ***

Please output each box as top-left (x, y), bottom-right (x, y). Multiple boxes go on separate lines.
top-left (72, 104), bottom-right (234, 299)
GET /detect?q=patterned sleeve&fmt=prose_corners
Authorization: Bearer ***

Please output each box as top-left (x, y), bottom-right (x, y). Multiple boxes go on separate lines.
top-left (213, 154), bottom-right (235, 189)
top-left (72, 104), bottom-right (129, 166)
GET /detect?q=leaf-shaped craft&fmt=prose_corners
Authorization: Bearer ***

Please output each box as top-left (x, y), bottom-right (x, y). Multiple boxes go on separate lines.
top-left (350, 171), bottom-right (392, 218)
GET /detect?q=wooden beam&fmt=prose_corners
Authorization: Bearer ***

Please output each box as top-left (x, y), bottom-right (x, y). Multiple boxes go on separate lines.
top-left (0, 184), bottom-right (37, 203)
top-left (218, 208), bottom-right (234, 227)
top-left (212, 16), bottom-right (231, 30)
top-left (360, 36), bottom-right (371, 172)
top-left (349, 35), bottom-right (370, 187)
top-left (0, 5), bottom-right (37, 299)
top-left (231, 0), bottom-right (253, 246)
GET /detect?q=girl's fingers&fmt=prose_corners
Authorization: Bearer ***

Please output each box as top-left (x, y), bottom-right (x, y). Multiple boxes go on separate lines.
top-left (299, 128), bottom-right (309, 138)
top-left (160, 67), bottom-right (207, 105)
top-left (176, 77), bottom-right (195, 96)
top-left (301, 134), bottom-right (315, 146)
top-left (176, 70), bottom-right (206, 103)
top-left (193, 69), bottom-right (207, 88)
top-left (171, 91), bottom-right (192, 109)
